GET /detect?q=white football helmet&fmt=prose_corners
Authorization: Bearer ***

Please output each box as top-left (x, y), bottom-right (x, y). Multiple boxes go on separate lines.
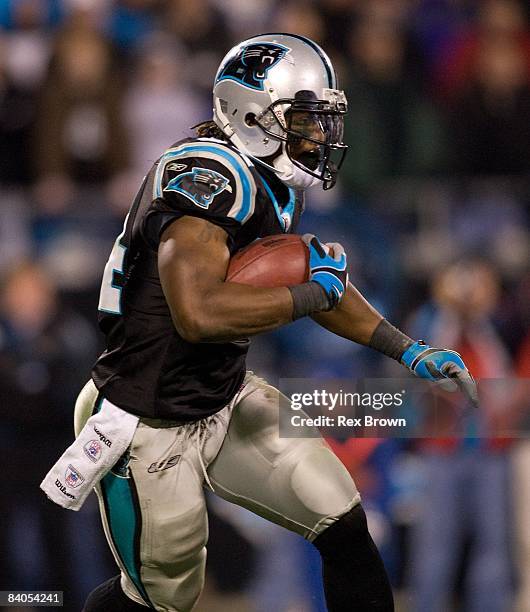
top-left (212, 33), bottom-right (348, 190)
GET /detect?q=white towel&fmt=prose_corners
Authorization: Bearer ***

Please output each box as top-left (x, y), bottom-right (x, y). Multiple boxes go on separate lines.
top-left (40, 397), bottom-right (139, 511)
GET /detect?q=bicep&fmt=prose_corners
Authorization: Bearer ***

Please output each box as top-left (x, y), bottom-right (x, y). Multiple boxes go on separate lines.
top-left (158, 216), bottom-right (230, 321)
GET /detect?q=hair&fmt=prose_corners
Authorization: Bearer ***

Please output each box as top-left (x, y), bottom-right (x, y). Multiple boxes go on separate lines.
top-left (193, 120), bottom-right (227, 140)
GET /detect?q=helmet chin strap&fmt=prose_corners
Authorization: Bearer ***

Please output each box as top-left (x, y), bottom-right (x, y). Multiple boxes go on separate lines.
top-left (271, 148), bottom-right (321, 190)
top-left (246, 142), bottom-right (321, 190)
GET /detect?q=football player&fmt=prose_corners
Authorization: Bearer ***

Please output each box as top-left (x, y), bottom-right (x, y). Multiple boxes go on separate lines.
top-left (75, 34), bottom-right (477, 611)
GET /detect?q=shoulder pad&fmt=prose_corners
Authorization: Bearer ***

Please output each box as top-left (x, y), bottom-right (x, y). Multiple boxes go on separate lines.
top-left (153, 139), bottom-right (257, 224)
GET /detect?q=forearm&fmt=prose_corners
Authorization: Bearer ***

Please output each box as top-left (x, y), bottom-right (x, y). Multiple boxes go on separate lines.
top-left (311, 282), bottom-right (383, 345)
top-left (180, 281), bottom-right (294, 342)
top-left (312, 282), bottom-right (415, 360)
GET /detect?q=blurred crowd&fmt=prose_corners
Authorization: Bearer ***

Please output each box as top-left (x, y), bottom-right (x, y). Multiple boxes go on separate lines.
top-left (1, 0), bottom-right (529, 610)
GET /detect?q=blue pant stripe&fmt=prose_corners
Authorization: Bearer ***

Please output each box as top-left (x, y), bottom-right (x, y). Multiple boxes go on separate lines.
top-left (100, 468), bottom-right (153, 607)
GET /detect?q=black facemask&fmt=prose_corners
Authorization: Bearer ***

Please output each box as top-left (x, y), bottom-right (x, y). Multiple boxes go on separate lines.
top-left (256, 89), bottom-right (348, 189)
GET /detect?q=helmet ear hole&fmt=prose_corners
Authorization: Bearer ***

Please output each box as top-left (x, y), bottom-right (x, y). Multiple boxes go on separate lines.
top-left (244, 113), bottom-right (257, 126)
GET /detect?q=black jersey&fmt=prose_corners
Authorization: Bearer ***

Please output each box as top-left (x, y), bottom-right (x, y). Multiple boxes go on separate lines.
top-left (91, 136), bottom-right (304, 420)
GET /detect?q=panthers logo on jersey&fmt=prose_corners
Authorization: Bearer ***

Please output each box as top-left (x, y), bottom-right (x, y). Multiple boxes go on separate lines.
top-left (164, 166), bottom-right (232, 209)
top-left (217, 42), bottom-right (290, 91)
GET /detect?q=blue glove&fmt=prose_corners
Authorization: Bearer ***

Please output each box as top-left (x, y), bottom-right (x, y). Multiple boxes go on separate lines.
top-left (302, 234), bottom-right (348, 307)
top-left (401, 341), bottom-right (478, 406)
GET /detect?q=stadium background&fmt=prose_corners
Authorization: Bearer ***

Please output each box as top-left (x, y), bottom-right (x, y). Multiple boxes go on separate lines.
top-left (1, 0), bottom-right (529, 610)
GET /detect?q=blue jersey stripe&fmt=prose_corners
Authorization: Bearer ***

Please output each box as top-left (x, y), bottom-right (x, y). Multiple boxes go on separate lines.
top-left (260, 176), bottom-right (295, 232)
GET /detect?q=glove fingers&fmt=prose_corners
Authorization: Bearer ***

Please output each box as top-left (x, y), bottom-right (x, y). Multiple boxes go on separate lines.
top-left (302, 233), bottom-right (326, 256)
top-left (301, 233), bottom-right (314, 246)
top-left (312, 238), bottom-right (327, 257)
top-left (425, 360), bottom-right (443, 380)
top-left (441, 362), bottom-right (479, 407)
top-left (325, 242), bottom-right (345, 262)
top-left (454, 371), bottom-right (479, 407)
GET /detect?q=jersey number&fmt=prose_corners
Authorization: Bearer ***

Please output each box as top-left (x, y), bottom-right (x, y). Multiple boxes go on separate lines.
top-left (98, 215), bottom-right (128, 315)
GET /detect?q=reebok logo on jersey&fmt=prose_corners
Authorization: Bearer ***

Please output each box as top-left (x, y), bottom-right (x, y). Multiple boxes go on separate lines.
top-left (167, 162), bottom-right (187, 172)
top-left (147, 454), bottom-right (181, 474)
top-left (93, 425), bottom-right (112, 448)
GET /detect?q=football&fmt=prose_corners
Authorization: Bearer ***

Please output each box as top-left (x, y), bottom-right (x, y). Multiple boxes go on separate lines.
top-left (226, 235), bottom-right (309, 287)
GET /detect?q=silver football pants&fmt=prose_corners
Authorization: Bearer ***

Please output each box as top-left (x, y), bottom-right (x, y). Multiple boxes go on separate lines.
top-left (74, 372), bottom-right (360, 612)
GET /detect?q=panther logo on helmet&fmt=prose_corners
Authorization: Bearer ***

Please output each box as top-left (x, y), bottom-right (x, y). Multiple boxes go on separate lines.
top-left (216, 42), bottom-right (290, 91)
top-left (164, 167), bottom-right (232, 209)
